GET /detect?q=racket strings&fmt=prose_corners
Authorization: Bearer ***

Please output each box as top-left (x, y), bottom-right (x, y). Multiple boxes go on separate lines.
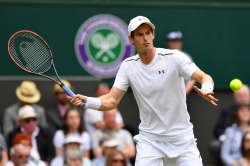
top-left (9, 32), bottom-right (52, 74)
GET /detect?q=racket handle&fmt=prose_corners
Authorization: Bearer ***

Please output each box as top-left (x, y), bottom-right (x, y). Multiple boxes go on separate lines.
top-left (62, 85), bottom-right (76, 96)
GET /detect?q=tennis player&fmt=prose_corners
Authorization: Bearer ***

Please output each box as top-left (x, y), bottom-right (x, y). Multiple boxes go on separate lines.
top-left (69, 16), bottom-right (218, 166)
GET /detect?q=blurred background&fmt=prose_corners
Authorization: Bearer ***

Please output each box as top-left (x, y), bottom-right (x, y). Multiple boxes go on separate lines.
top-left (1, 0), bottom-right (250, 165)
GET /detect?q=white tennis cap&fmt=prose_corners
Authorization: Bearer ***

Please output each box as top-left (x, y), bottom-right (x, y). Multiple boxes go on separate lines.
top-left (63, 134), bottom-right (81, 145)
top-left (18, 105), bottom-right (37, 120)
top-left (128, 16), bottom-right (155, 36)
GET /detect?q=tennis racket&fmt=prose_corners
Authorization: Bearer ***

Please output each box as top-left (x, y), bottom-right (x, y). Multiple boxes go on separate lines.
top-left (8, 29), bottom-right (76, 97)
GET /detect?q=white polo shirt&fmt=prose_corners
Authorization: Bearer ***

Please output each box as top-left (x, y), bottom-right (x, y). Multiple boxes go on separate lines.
top-left (113, 48), bottom-right (200, 142)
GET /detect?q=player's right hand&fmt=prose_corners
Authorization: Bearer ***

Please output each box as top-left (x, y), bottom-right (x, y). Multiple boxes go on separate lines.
top-left (193, 86), bottom-right (219, 106)
top-left (68, 94), bottom-right (87, 107)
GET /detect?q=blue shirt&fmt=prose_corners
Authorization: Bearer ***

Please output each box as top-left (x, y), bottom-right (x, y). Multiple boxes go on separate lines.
top-left (221, 124), bottom-right (250, 166)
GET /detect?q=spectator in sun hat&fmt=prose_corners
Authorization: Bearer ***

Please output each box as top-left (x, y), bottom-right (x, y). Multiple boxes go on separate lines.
top-left (3, 81), bottom-right (47, 136)
top-left (53, 108), bottom-right (90, 158)
top-left (47, 80), bottom-right (73, 134)
top-left (50, 134), bottom-right (92, 166)
top-left (7, 105), bottom-right (54, 163)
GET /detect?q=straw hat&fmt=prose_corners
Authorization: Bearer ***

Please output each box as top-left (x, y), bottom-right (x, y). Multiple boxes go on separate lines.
top-left (16, 81), bottom-right (41, 104)
top-left (18, 105), bottom-right (37, 121)
top-left (53, 80), bottom-right (72, 93)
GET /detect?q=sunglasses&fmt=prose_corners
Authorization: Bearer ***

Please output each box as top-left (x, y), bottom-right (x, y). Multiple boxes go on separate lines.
top-left (16, 154), bottom-right (29, 160)
top-left (24, 117), bottom-right (37, 123)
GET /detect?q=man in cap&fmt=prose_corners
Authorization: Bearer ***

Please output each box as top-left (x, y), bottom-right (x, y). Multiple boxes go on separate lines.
top-left (50, 134), bottom-right (92, 166)
top-left (3, 81), bottom-right (47, 136)
top-left (165, 31), bottom-right (195, 94)
top-left (47, 80), bottom-right (73, 134)
top-left (7, 105), bottom-right (54, 163)
top-left (92, 138), bottom-right (119, 166)
top-left (69, 16), bottom-right (218, 165)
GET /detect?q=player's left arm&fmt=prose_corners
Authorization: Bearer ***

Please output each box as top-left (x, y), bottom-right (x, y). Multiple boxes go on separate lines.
top-left (191, 70), bottom-right (219, 106)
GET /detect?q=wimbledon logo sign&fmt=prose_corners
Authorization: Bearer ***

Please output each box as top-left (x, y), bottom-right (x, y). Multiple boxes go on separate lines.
top-left (75, 14), bottom-right (134, 78)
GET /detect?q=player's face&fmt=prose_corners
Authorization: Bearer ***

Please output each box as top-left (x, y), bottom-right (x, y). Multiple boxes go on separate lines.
top-left (129, 24), bottom-right (154, 52)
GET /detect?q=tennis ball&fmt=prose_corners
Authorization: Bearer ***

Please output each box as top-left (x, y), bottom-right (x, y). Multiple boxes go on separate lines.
top-left (229, 79), bottom-right (243, 91)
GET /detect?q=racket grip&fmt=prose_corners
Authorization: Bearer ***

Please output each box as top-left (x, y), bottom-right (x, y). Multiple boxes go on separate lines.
top-left (62, 85), bottom-right (76, 96)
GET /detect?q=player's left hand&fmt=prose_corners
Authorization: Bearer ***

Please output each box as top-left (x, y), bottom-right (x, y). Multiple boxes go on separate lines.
top-left (193, 86), bottom-right (219, 106)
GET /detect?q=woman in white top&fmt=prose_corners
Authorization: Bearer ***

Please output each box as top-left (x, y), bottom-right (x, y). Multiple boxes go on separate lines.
top-left (53, 108), bottom-right (91, 158)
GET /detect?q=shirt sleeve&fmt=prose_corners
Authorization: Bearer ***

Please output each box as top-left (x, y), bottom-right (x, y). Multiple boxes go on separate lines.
top-left (174, 50), bottom-right (200, 80)
top-left (53, 130), bottom-right (64, 148)
top-left (116, 110), bottom-right (124, 124)
top-left (221, 128), bottom-right (235, 166)
top-left (113, 61), bottom-right (129, 91)
top-left (81, 132), bottom-right (91, 150)
top-left (91, 131), bottom-right (102, 149)
top-left (123, 130), bottom-right (134, 146)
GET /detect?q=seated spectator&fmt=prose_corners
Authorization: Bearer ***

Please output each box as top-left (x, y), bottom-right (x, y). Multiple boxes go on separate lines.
top-left (0, 134), bottom-right (8, 166)
top-left (93, 138), bottom-right (118, 166)
top-left (5, 143), bottom-right (45, 166)
top-left (214, 85), bottom-right (250, 140)
top-left (64, 148), bottom-right (84, 166)
top-left (211, 85), bottom-right (250, 165)
top-left (47, 80), bottom-right (73, 134)
top-left (92, 110), bottom-right (135, 159)
top-left (84, 83), bottom-right (124, 134)
top-left (106, 149), bottom-right (128, 166)
top-left (11, 133), bottom-right (44, 165)
top-left (3, 81), bottom-right (47, 136)
top-left (221, 104), bottom-right (250, 166)
top-left (7, 105), bottom-right (54, 163)
top-left (53, 108), bottom-right (90, 157)
top-left (233, 131), bottom-right (250, 166)
top-left (50, 134), bottom-right (91, 166)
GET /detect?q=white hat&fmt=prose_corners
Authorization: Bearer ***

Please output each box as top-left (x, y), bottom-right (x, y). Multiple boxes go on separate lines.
top-left (63, 134), bottom-right (82, 145)
top-left (102, 139), bottom-right (118, 148)
top-left (16, 81), bottom-right (41, 104)
top-left (165, 31), bottom-right (183, 41)
top-left (18, 105), bottom-right (37, 120)
top-left (128, 16), bottom-right (155, 36)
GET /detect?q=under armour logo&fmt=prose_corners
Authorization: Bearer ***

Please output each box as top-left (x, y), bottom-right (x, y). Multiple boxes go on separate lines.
top-left (158, 69), bottom-right (166, 74)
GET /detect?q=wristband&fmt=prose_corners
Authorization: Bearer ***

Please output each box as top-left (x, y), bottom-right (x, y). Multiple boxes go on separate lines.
top-left (201, 82), bottom-right (214, 93)
top-left (85, 97), bottom-right (101, 110)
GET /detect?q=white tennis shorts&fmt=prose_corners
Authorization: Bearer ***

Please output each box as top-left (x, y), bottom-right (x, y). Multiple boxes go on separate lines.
top-left (134, 135), bottom-right (203, 166)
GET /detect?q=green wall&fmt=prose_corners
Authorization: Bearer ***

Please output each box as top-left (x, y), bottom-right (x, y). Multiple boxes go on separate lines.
top-left (1, 2), bottom-right (250, 89)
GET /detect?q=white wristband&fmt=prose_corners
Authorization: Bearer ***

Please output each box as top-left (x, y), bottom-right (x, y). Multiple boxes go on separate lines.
top-left (201, 82), bottom-right (214, 93)
top-left (85, 97), bottom-right (101, 110)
